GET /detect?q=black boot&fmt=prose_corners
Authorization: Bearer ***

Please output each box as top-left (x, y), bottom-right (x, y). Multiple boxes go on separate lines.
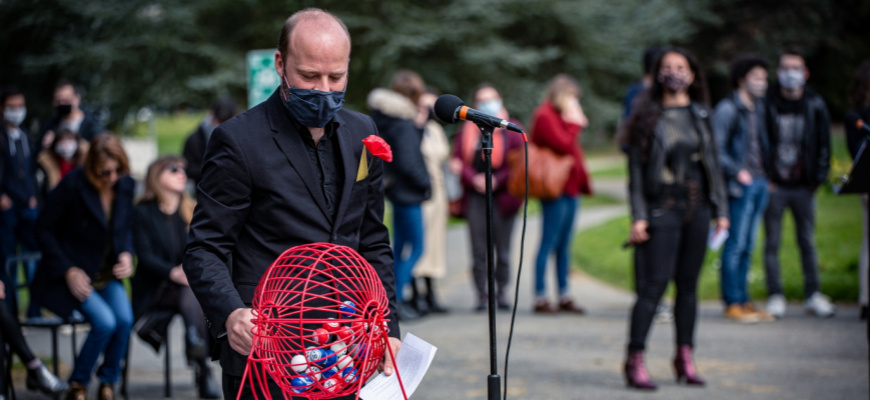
top-left (26, 362), bottom-right (68, 394)
top-left (409, 279), bottom-right (429, 316)
top-left (196, 363), bottom-right (220, 399)
top-left (424, 277), bottom-right (448, 313)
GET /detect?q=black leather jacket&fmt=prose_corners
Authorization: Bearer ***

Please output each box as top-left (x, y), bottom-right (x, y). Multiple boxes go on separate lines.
top-left (628, 103), bottom-right (728, 222)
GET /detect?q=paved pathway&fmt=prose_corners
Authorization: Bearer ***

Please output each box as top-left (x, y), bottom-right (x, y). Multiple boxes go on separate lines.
top-left (10, 178), bottom-right (868, 399)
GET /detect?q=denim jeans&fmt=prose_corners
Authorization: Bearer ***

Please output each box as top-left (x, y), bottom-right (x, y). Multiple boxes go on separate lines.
top-left (70, 280), bottom-right (133, 386)
top-left (720, 178), bottom-right (769, 306)
top-left (534, 195), bottom-right (579, 298)
top-left (391, 202), bottom-right (424, 302)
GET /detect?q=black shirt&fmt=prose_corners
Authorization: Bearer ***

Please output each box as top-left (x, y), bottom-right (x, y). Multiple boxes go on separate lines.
top-left (286, 109), bottom-right (344, 221)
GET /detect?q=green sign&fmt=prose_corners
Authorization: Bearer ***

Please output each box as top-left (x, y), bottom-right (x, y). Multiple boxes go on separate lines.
top-left (246, 49), bottom-right (279, 109)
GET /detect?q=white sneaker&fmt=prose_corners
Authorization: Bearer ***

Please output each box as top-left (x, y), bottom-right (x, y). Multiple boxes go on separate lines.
top-left (805, 292), bottom-right (835, 318)
top-left (766, 294), bottom-right (786, 318)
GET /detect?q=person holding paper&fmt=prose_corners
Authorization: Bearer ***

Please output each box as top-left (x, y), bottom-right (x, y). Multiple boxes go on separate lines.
top-left (623, 47), bottom-right (728, 390)
top-left (183, 8), bottom-right (401, 399)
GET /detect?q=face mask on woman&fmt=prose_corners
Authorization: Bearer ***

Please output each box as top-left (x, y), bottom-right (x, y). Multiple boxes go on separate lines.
top-left (4, 107), bottom-right (26, 126)
top-left (658, 71), bottom-right (691, 93)
top-left (477, 99), bottom-right (503, 117)
top-left (55, 140), bottom-right (78, 160)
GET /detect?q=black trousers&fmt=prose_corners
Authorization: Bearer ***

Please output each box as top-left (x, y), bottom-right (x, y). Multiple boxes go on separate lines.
top-left (628, 199), bottom-right (710, 353)
top-left (763, 186), bottom-right (820, 298)
top-left (0, 300), bottom-right (37, 393)
top-left (466, 192), bottom-right (516, 302)
top-left (223, 373), bottom-right (357, 400)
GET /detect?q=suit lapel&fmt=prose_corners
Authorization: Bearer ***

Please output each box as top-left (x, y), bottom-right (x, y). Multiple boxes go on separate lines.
top-left (266, 90), bottom-right (332, 222)
top-left (333, 120), bottom-right (359, 230)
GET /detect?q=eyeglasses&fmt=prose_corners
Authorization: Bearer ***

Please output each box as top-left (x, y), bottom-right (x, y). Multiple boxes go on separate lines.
top-left (167, 164), bottom-right (186, 174)
top-left (98, 168), bottom-right (124, 178)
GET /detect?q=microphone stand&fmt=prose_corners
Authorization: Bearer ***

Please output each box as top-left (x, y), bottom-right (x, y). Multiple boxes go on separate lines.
top-left (476, 122), bottom-right (501, 400)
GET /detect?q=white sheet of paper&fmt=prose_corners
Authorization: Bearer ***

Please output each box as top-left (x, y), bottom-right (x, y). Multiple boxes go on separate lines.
top-left (708, 228), bottom-right (729, 251)
top-left (359, 333), bottom-right (436, 400)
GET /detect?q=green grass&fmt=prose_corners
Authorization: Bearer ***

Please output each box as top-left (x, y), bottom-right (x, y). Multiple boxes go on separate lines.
top-left (137, 112), bottom-right (205, 155)
top-left (573, 131), bottom-right (861, 302)
top-left (590, 165), bottom-right (627, 180)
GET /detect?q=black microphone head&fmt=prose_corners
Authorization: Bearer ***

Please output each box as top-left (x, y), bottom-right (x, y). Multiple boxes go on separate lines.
top-left (845, 112), bottom-right (862, 129)
top-left (434, 94), bottom-right (464, 124)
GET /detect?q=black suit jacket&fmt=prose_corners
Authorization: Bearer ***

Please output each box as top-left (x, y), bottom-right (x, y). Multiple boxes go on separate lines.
top-left (183, 90), bottom-right (399, 376)
top-left (0, 124), bottom-right (39, 208)
top-left (31, 168), bottom-right (135, 318)
top-left (182, 124), bottom-right (208, 185)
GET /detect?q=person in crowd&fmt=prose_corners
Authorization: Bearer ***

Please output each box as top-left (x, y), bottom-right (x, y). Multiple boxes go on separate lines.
top-left (183, 9), bottom-right (402, 399)
top-left (530, 74), bottom-right (592, 314)
top-left (411, 87), bottom-right (451, 314)
top-left (712, 54), bottom-right (775, 323)
top-left (452, 83), bottom-right (523, 312)
top-left (131, 156), bottom-right (218, 399)
top-left (182, 98), bottom-right (237, 186)
top-left (617, 47), bottom-right (662, 152)
top-left (846, 60), bottom-right (870, 320)
top-left (36, 128), bottom-right (89, 199)
top-left (763, 46), bottom-right (833, 319)
top-left (39, 80), bottom-right (103, 149)
top-left (368, 70), bottom-right (432, 320)
top-left (0, 86), bottom-right (40, 318)
top-left (31, 133), bottom-right (135, 400)
top-left (0, 278), bottom-right (69, 398)
top-left (624, 47), bottom-right (729, 390)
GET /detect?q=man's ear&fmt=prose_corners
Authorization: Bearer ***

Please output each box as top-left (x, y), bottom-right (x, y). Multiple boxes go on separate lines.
top-left (274, 51), bottom-right (285, 78)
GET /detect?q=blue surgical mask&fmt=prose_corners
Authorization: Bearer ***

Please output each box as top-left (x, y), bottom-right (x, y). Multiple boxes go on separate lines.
top-left (477, 99), bottom-right (503, 117)
top-left (282, 75), bottom-right (345, 128)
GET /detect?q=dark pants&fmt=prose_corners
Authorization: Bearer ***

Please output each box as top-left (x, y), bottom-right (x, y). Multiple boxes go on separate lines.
top-left (0, 299), bottom-right (37, 393)
top-left (763, 186), bottom-right (820, 298)
top-left (1, 206), bottom-right (40, 317)
top-left (152, 283), bottom-right (209, 364)
top-left (466, 192), bottom-right (516, 303)
top-left (628, 201), bottom-right (710, 353)
top-left (223, 373), bottom-right (357, 400)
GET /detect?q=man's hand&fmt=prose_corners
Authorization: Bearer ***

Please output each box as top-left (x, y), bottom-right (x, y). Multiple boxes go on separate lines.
top-left (380, 337), bottom-right (402, 376)
top-left (472, 173), bottom-right (497, 194)
top-left (113, 252), bottom-right (134, 279)
top-left (169, 265), bottom-right (189, 286)
top-left (28, 196), bottom-right (38, 209)
top-left (65, 267), bottom-right (92, 302)
top-left (0, 194), bottom-right (11, 211)
top-left (226, 308), bottom-right (255, 355)
top-left (42, 130), bottom-right (55, 149)
top-left (737, 169), bottom-right (752, 186)
top-left (714, 217), bottom-right (730, 234)
top-left (0, 280), bottom-right (5, 300)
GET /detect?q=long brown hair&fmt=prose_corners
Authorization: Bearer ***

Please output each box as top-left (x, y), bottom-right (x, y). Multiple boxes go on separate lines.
top-left (84, 133), bottom-right (130, 191)
top-left (627, 47), bottom-right (708, 159)
top-left (139, 156), bottom-right (195, 225)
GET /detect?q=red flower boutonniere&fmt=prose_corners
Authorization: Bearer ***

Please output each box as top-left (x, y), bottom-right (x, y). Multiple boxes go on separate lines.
top-left (357, 135), bottom-right (393, 181)
top-left (362, 135), bottom-right (393, 162)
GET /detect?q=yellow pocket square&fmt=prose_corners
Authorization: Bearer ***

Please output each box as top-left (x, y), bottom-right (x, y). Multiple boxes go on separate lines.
top-left (356, 152), bottom-right (369, 181)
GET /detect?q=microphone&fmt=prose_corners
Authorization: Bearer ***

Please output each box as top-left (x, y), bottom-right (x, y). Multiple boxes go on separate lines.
top-left (434, 94), bottom-right (524, 133)
top-left (846, 112), bottom-right (870, 133)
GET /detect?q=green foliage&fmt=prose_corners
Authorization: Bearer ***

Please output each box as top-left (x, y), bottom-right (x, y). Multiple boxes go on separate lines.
top-left (1, 0), bottom-right (867, 138)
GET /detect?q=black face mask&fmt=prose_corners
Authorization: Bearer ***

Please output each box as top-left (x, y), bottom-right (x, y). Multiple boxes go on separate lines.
top-left (56, 104), bottom-right (72, 117)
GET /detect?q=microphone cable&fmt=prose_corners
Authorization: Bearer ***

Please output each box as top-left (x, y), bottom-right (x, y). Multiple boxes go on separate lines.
top-left (502, 136), bottom-right (529, 400)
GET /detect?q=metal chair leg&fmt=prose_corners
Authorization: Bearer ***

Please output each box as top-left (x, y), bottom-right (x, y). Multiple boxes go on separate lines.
top-left (164, 335), bottom-right (171, 399)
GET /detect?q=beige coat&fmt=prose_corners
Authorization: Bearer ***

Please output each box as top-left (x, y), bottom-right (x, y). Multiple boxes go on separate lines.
top-left (414, 120), bottom-right (450, 278)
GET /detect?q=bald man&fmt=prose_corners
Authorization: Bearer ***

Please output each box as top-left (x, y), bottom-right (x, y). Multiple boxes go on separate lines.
top-left (183, 9), bottom-right (401, 399)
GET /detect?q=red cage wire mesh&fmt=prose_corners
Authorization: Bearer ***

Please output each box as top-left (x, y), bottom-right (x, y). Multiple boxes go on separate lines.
top-left (238, 243), bottom-right (401, 400)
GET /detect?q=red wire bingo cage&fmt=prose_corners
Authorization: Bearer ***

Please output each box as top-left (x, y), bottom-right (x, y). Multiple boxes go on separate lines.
top-left (239, 243), bottom-right (406, 400)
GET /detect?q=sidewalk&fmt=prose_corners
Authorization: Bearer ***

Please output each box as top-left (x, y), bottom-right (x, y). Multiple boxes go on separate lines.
top-left (10, 178), bottom-right (868, 399)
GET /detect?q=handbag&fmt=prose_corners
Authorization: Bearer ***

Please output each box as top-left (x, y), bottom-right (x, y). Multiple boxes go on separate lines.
top-left (506, 143), bottom-right (574, 200)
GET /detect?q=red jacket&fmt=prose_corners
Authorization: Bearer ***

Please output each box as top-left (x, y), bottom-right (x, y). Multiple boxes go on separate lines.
top-left (530, 101), bottom-right (592, 196)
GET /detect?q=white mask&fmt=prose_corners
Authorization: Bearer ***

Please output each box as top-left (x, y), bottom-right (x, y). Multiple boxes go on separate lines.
top-left (778, 69), bottom-right (805, 90)
top-left (55, 140), bottom-right (78, 160)
top-left (4, 107), bottom-right (26, 126)
top-left (477, 99), bottom-right (503, 117)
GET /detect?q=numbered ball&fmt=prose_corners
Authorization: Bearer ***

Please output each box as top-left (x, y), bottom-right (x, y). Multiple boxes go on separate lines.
top-left (322, 377), bottom-right (341, 392)
top-left (330, 341), bottom-right (348, 357)
top-left (290, 354), bottom-right (309, 373)
top-left (315, 349), bottom-right (338, 369)
top-left (290, 376), bottom-right (314, 393)
top-left (337, 355), bottom-right (353, 371)
top-left (336, 326), bottom-right (354, 343)
top-left (323, 318), bottom-right (342, 333)
top-left (340, 300), bottom-right (357, 315)
top-left (312, 328), bottom-right (331, 345)
top-left (321, 366), bottom-right (340, 380)
top-left (340, 366), bottom-right (359, 384)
